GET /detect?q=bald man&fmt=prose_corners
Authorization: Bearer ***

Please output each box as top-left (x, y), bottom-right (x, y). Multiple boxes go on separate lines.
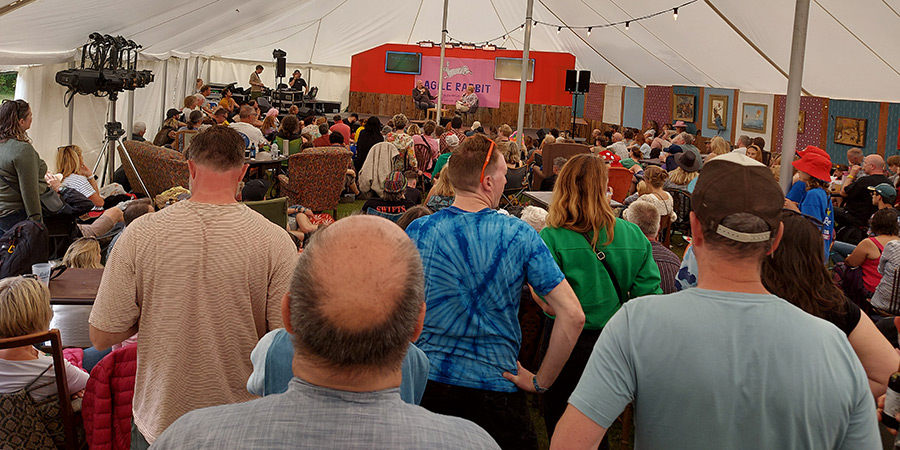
top-left (153, 216), bottom-right (499, 449)
top-left (837, 153), bottom-right (891, 236)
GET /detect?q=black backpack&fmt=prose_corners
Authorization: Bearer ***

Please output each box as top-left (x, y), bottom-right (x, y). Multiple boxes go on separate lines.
top-left (0, 220), bottom-right (49, 278)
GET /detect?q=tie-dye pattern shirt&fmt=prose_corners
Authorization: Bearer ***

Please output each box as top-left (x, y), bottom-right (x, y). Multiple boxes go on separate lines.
top-left (406, 206), bottom-right (565, 392)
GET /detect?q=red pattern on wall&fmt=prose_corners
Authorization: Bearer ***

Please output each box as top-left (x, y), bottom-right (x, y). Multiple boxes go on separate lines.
top-left (644, 86), bottom-right (672, 130)
top-left (584, 82), bottom-right (605, 122)
top-left (774, 95), bottom-right (826, 153)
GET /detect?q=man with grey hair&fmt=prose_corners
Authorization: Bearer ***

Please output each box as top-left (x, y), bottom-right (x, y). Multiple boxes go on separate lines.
top-left (540, 156), bottom-right (567, 191)
top-left (663, 132), bottom-right (702, 172)
top-left (733, 135), bottom-right (750, 155)
top-left (413, 79), bottom-right (436, 111)
top-left (837, 153), bottom-right (891, 236)
top-left (552, 152), bottom-right (880, 449)
top-left (607, 132), bottom-right (628, 160)
top-left (131, 122), bottom-right (147, 141)
top-left (623, 201), bottom-right (680, 294)
top-left (153, 216), bottom-right (499, 449)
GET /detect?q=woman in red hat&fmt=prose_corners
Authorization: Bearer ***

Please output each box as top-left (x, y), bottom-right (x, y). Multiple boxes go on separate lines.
top-left (789, 151), bottom-right (835, 261)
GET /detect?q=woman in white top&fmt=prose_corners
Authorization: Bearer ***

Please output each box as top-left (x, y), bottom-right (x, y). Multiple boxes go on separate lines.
top-left (0, 276), bottom-right (89, 401)
top-left (624, 165), bottom-right (676, 222)
top-left (56, 144), bottom-right (103, 208)
top-left (871, 240), bottom-right (900, 314)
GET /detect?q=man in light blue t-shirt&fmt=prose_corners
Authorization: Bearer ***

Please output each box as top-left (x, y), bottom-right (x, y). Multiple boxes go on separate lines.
top-left (552, 153), bottom-right (880, 449)
top-left (407, 134), bottom-right (584, 449)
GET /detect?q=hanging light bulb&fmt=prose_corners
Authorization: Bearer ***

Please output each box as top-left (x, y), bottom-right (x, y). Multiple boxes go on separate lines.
top-left (625, 21), bottom-right (630, 30)
top-left (557, 26), bottom-right (562, 34)
top-left (587, 27), bottom-right (592, 36)
top-left (673, 7), bottom-right (678, 20)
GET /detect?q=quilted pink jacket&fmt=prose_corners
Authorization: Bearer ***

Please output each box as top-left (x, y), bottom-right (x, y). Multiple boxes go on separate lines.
top-left (81, 345), bottom-right (137, 450)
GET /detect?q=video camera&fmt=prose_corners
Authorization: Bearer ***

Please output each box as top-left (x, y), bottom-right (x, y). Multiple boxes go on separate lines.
top-left (55, 33), bottom-right (154, 98)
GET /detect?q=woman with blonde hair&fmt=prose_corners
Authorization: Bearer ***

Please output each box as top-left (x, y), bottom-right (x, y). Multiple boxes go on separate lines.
top-left (624, 165), bottom-right (676, 222)
top-left (746, 144), bottom-right (765, 163)
top-left (0, 275), bottom-right (89, 400)
top-left (56, 144), bottom-right (103, 208)
top-left (425, 165), bottom-right (455, 212)
top-left (538, 153), bottom-right (662, 438)
top-left (704, 136), bottom-right (729, 164)
top-left (62, 237), bottom-right (103, 269)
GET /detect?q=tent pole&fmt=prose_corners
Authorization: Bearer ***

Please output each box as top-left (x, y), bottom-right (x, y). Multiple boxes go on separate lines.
top-left (435, 0), bottom-right (448, 125)
top-left (125, 90), bottom-right (135, 142)
top-left (160, 60), bottom-right (168, 124)
top-left (66, 60), bottom-right (75, 145)
top-left (779, 0), bottom-right (811, 193)
top-left (515, 0), bottom-right (534, 152)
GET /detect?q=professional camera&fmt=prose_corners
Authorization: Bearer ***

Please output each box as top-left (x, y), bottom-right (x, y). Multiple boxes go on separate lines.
top-left (55, 33), bottom-right (154, 99)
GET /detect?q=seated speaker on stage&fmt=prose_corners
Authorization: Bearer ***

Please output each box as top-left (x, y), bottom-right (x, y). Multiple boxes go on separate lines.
top-left (455, 85), bottom-right (478, 113)
top-left (413, 80), bottom-right (436, 111)
top-left (289, 70), bottom-right (308, 94)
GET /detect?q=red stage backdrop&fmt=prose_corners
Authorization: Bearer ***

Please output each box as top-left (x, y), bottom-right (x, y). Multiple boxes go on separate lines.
top-left (350, 44), bottom-right (575, 107)
top-left (421, 56), bottom-right (501, 108)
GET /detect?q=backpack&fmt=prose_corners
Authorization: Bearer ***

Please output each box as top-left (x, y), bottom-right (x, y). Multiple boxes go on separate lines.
top-left (832, 261), bottom-right (871, 315)
top-left (0, 220), bottom-right (49, 278)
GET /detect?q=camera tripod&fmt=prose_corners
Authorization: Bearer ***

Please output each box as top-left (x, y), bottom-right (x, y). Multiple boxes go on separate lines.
top-left (91, 91), bottom-right (148, 196)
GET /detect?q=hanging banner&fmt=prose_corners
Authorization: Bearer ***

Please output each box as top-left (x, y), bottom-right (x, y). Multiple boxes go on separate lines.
top-left (420, 56), bottom-right (501, 108)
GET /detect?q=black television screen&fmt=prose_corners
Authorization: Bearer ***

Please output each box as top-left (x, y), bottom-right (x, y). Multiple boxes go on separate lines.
top-left (385, 51), bottom-right (422, 75)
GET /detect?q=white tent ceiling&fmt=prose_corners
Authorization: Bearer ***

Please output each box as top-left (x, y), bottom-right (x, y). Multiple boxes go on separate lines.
top-left (1, 0), bottom-right (899, 168)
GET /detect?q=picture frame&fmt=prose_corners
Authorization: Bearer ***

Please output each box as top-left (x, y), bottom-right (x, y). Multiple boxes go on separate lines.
top-left (798, 111), bottom-right (805, 134)
top-left (833, 116), bottom-right (866, 147)
top-left (707, 95), bottom-right (729, 129)
top-left (740, 103), bottom-right (767, 134)
top-left (673, 94), bottom-right (695, 123)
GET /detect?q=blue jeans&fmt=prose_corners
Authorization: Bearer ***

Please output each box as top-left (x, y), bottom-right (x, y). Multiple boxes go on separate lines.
top-left (0, 210), bottom-right (28, 234)
top-left (830, 241), bottom-right (857, 263)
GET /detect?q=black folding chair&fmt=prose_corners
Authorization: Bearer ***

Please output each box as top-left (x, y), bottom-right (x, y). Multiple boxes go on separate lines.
top-left (501, 164), bottom-right (531, 209)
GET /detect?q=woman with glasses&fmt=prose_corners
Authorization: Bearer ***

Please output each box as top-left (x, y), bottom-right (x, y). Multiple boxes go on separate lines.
top-left (762, 210), bottom-right (898, 397)
top-left (538, 154), bottom-right (662, 441)
top-left (0, 99), bottom-right (54, 232)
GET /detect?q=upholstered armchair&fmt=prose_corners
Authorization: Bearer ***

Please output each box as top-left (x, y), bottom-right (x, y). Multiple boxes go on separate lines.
top-left (531, 142), bottom-right (592, 190)
top-left (119, 141), bottom-right (190, 199)
top-left (277, 147), bottom-right (353, 213)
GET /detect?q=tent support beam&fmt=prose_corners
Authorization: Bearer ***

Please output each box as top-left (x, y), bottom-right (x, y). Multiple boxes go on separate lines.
top-left (435, 0), bottom-right (449, 125)
top-left (159, 60), bottom-right (168, 124)
top-left (515, 0), bottom-right (534, 149)
top-left (779, 0), bottom-right (811, 193)
top-left (66, 60), bottom-right (74, 145)
top-left (704, 0), bottom-right (811, 97)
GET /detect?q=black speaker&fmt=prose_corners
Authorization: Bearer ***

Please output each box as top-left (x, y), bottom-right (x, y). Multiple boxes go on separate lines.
top-left (565, 70), bottom-right (577, 92)
top-left (276, 57), bottom-right (286, 78)
top-left (577, 70), bottom-right (591, 93)
top-left (297, 106), bottom-right (314, 117)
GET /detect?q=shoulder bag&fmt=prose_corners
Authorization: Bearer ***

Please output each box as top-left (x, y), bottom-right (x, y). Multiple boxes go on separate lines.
top-left (582, 232), bottom-right (627, 304)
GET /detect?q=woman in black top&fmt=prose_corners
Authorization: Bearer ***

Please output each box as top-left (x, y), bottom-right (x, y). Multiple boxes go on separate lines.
top-left (354, 116), bottom-right (384, 174)
top-left (761, 210), bottom-right (898, 396)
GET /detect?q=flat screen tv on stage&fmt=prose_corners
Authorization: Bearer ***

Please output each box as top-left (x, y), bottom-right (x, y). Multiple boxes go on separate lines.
top-left (385, 51), bottom-right (422, 75)
top-left (494, 57), bottom-right (534, 82)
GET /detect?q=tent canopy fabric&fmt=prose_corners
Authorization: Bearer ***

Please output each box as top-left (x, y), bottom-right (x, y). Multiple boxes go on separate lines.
top-left (2, 0), bottom-right (899, 168)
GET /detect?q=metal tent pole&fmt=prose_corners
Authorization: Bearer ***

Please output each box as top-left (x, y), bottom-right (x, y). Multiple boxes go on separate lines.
top-left (779, 0), bottom-right (811, 193)
top-left (435, 0), bottom-right (449, 125)
top-left (515, 0), bottom-right (534, 150)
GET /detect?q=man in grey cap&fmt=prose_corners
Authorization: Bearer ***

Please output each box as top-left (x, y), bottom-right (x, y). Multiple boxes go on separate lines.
top-left (551, 152), bottom-right (880, 449)
top-left (869, 182), bottom-right (897, 211)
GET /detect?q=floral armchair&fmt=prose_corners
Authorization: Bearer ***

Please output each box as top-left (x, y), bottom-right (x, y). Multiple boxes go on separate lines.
top-left (277, 147), bottom-right (353, 213)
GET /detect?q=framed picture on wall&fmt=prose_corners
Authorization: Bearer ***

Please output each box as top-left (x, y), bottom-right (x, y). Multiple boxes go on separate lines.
top-left (740, 103), bottom-right (767, 133)
top-left (798, 111), bottom-right (805, 134)
top-left (708, 95), bottom-right (728, 129)
top-left (833, 117), bottom-right (866, 147)
top-left (673, 94), bottom-right (695, 123)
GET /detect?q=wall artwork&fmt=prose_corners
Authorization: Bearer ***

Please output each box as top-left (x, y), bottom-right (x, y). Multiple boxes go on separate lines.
top-left (798, 111), bottom-right (805, 134)
top-left (673, 94), bottom-right (695, 123)
top-left (741, 103), bottom-right (767, 133)
top-left (708, 95), bottom-right (728, 129)
top-left (833, 116), bottom-right (866, 147)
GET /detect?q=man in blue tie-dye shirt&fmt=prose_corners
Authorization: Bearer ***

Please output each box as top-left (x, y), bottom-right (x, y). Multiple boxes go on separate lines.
top-left (406, 134), bottom-right (584, 449)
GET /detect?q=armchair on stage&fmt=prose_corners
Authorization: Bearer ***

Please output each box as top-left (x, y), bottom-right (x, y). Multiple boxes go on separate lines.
top-left (119, 141), bottom-right (190, 199)
top-left (277, 147), bottom-right (353, 214)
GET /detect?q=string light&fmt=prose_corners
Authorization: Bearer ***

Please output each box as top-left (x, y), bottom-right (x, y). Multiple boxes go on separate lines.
top-left (587, 27), bottom-right (592, 36)
top-left (625, 21), bottom-right (629, 30)
top-left (673, 7), bottom-right (678, 20)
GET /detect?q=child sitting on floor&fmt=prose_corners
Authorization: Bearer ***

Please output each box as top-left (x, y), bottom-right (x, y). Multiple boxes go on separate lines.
top-left (0, 276), bottom-right (89, 400)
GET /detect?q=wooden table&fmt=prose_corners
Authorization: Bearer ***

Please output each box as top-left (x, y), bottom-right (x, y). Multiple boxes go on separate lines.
top-left (426, 107), bottom-right (451, 121)
top-left (49, 268), bottom-right (103, 348)
top-left (523, 191), bottom-right (623, 209)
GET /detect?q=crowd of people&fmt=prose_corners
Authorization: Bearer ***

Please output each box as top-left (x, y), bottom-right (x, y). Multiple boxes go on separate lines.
top-left (5, 85), bottom-right (900, 449)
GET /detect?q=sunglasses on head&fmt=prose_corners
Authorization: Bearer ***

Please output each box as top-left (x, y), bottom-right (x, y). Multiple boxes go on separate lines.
top-left (479, 139), bottom-right (497, 183)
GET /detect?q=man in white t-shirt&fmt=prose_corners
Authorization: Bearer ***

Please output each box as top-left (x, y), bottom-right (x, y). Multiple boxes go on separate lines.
top-left (89, 126), bottom-right (297, 447)
top-left (732, 134), bottom-right (750, 155)
top-left (606, 132), bottom-right (628, 160)
top-left (229, 105), bottom-right (267, 148)
top-left (551, 153), bottom-right (880, 449)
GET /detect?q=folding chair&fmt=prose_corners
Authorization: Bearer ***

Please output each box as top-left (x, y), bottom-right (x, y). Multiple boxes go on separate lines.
top-left (244, 197), bottom-right (289, 229)
top-left (666, 189), bottom-right (692, 238)
top-left (0, 329), bottom-right (79, 449)
top-left (500, 164), bottom-right (531, 209)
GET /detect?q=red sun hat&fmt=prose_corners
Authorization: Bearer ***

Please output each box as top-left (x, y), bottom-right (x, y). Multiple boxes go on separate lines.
top-left (796, 145), bottom-right (828, 159)
top-left (792, 151), bottom-right (832, 182)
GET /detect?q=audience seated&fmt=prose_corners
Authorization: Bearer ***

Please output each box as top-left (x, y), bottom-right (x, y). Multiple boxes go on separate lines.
top-left (844, 209), bottom-right (900, 296)
top-left (872, 239), bottom-right (900, 315)
top-left (761, 209), bottom-right (899, 397)
top-left (229, 105), bottom-right (267, 148)
top-left (106, 198), bottom-right (154, 261)
top-left (439, 117), bottom-right (466, 155)
top-left (788, 149), bottom-right (835, 260)
top-left (62, 237), bottom-right (103, 269)
top-left (837, 155), bottom-right (891, 243)
top-left (88, 126), bottom-right (298, 447)
top-left (152, 216), bottom-right (498, 449)
top-left (551, 152), bottom-right (880, 449)
top-left (623, 166), bottom-right (676, 223)
top-left (57, 145), bottom-right (104, 208)
top-left (397, 205), bottom-right (433, 230)
top-left (386, 114), bottom-right (417, 175)
top-left (405, 134), bottom-right (584, 448)
top-left (363, 172), bottom-right (416, 214)
top-left (0, 276), bottom-right (89, 401)
top-left (625, 201), bottom-right (681, 294)
top-left (329, 114), bottom-right (351, 145)
top-left (355, 116), bottom-right (384, 175)
top-left (538, 154), bottom-right (659, 439)
top-left (424, 165), bottom-right (454, 212)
